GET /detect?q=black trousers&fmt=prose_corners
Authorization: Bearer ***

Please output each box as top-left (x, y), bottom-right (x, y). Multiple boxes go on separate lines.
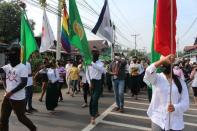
top-left (0, 97), bottom-right (36, 131)
top-left (83, 83), bottom-right (89, 103)
top-left (89, 79), bottom-right (102, 117)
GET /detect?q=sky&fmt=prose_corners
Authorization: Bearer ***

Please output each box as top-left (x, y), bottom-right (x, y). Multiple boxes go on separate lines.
top-left (21, 0), bottom-right (197, 53)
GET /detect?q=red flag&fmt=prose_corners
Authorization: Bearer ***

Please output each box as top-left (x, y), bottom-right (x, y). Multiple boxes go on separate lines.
top-left (154, 0), bottom-right (177, 56)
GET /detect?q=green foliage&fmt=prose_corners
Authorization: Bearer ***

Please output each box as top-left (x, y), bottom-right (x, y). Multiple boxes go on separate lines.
top-left (128, 49), bottom-right (147, 59)
top-left (0, 1), bottom-right (21, 43)
top-left (39, 0), bottom-right (47, 7)
top-left (0, 1), bottom-right (36, 44)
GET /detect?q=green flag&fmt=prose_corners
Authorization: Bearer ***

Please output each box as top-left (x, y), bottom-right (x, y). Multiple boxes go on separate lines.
top-left (69, 0), bottom-right (92, 65)
top-left (148, 0), bottom-right (160, 101)
top-left (20, 12), bottom-right (38, 64)
top-left (151, 0), bottom-right (160, 63)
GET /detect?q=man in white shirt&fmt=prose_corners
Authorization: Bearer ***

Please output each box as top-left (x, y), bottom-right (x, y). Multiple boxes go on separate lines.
top-left (0, 46), bottom-right (36, 131)
top-left (86, 50), bottom-right (106, 124)
top-left (25, 61), bottom-right (37, 113)
top-left (65, 59), bottom-right (72, 94)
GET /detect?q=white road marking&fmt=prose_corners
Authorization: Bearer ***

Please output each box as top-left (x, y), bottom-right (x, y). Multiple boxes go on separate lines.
top-left (125, 101), bottom-right (149, 105)
top-left (100, 120), bottom-right (151, 131)
top-left (109, 112), bottom-right (149, 120)
top-left (110, 111), bottom-right (197, 127)
top-left (125, 97), bottom-right (149, 101)
top-left (81, 103), bottom-right (116, 131)
top-left (184, 113), bottom-right (197, 118)
top-left (125, 101), bottom-right (196, 111)
top-left (83, 99), bottom-right (197, 130)
top-left (124, 106), bottom-right (147, 111)
top-left (185, 122), bottom-right (197, 127)
top-left (124, 106), bottom-right (197, 118)
top-left (188, 108), bottom-right (197, 111)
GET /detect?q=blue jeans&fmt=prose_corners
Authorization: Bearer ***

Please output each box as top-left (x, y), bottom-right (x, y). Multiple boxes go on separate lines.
top-left (112, 79), bottom-right (125, 108)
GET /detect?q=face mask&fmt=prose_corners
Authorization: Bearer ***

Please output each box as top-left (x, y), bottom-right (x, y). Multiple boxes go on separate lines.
top-left (93, 53), bottom-right (99, 62)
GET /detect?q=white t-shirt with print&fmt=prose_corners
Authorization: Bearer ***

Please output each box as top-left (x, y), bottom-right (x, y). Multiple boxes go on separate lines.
top-left (2, 63), bottom-right (28, 100)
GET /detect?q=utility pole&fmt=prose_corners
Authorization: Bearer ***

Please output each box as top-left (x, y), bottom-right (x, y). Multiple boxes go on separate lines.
top-left (131, 34), bottom-right (140, 56)
top-left (111, 24), bottom-right (116, 60)
top-left (56, 0), bottom-right (62, 60)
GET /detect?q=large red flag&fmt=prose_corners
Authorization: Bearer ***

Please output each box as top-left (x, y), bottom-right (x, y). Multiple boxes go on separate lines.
top-left (154, 0), bottom-right (177, 56)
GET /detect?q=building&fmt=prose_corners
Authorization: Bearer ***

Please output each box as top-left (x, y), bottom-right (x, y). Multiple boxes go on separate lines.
top-left (183, 38), bottom-right (197, 62)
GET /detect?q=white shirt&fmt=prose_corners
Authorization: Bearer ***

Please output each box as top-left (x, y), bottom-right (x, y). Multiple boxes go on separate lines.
top-left (80, 68), bottom-right (87, 83)
top-left (2, 63), bottom-right (28, 100)
top-left (47, 68), bottom-right (60, 84)
top-left (65, 63), bottom-right (72, 78)
top-left (138, 63), bottom-right (144, 74)
top-left (144, 64), bottom-right (189, 130)
top-left (191, 71), bottom-right (197, 87)
top-left (26, 62), bottom-right (33, 87)
top-left (86, 61), bottom-right (106, 84)
top-left (129, 63), bottom-right (140, 74)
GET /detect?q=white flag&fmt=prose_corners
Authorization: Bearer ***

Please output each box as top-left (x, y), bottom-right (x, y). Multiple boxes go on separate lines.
top-left (92, 0), bottom-right (113, 43)
top-left (40, 9), bottom-right (55, 53)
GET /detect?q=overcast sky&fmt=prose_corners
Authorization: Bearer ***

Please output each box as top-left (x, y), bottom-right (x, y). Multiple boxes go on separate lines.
top-left (22, 0), bottom-right (197, 52)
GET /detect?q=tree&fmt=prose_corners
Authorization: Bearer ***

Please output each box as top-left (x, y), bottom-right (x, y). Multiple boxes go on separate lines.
top-left (0, 1), bottom-right (35, 43)
top-left (128, 49), bottom-right (148, 60)
top-left (0, 1), bottom-right (22, 43)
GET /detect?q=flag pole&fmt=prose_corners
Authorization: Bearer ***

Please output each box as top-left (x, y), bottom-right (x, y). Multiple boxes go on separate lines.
top-left (56, 0), bottom-right (62, 60)
top-left (169, 0), bottom-right (174, 129)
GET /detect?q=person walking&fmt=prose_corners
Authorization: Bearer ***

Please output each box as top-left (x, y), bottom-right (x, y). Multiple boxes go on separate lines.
top-left (65, 59), bottom-right (73, 94)
top-left (190, 63), bottom-right (197, 106)
top-left (0, 46), bottom-right (37, 131)
top-left (39, 59), bottom-right (60, 112)
top-left (68, 62), bottom-right (79, 97)
top-left (35, 57), bottom-right (49, 102)
top-left (129, 58), bottom-right (140, 99)
top-left (87, 50), bottom-right (106, 124)
top-left (79, 63), bottom-right (89, 108)
top-left (57, 61), bottom-right (66, 101)
top-left (144, 55), bottom-right (189, 131)
top-left (110, 56), bottom-right (127, 113)
top-left (25, 61), bottom-right (37, 113)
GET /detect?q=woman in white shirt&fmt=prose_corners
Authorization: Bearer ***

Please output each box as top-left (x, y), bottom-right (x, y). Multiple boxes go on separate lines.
top-left (190, 64), bottom-right (197, 106)
top-left (144, 55), bottom-right (189, 131)
top-left (39, 59), bottom-right (60, 112)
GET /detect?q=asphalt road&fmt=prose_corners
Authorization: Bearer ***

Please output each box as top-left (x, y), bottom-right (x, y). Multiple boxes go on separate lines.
top-left (0, 87), bottom-right (196, 131)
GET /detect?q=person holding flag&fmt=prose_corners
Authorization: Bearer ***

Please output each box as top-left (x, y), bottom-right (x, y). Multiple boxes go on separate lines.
top-left (144, 55), bottom-right (189, 131)
top-left (144, 0), bottom-right (189, 130)
top-left (0, 45), bottom-right (37, 131)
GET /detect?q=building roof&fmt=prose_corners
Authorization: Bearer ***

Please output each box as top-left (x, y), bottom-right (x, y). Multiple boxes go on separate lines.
top-left (184, 45), bottom-right (197, 52)
top-left (184, 37), bottom-right (197, 52)
top-left (35, 36), bottom-right (109, 54)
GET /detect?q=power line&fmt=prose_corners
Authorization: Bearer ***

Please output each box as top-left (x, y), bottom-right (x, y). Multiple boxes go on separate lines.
top-left (24, 0), bottom-right (95, 34)
top-left (110, 0), bottom-right (138, 34)
top-left (180, 17), bottom-right (197, 39)
top-left (81, 0), bottom-right (99, 16)
top-left (25, 0), bottom-right (132, 47)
